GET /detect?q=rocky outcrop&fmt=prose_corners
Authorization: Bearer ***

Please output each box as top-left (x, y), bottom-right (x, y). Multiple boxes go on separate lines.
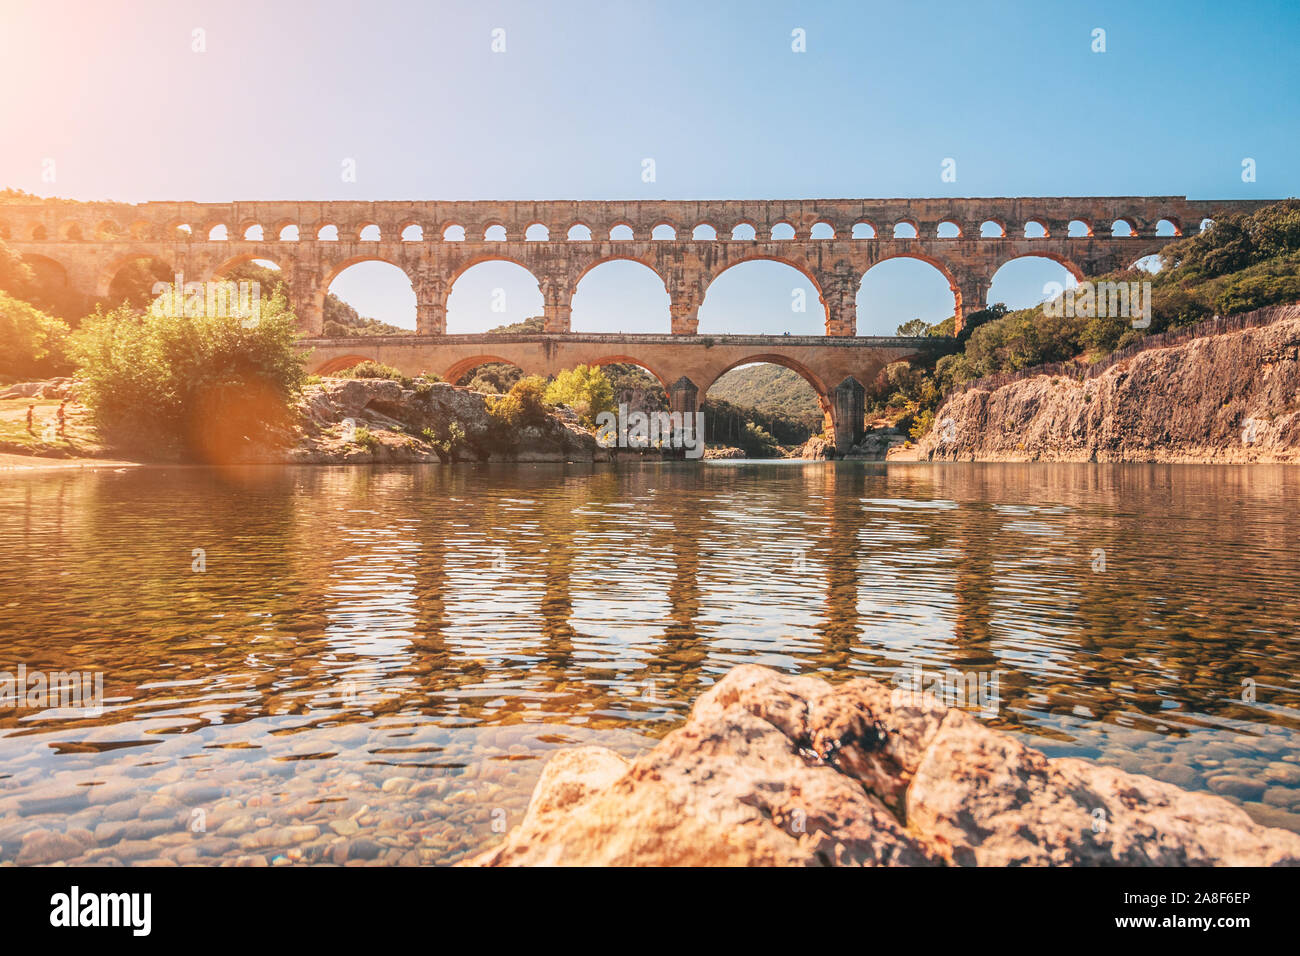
top-left (917, 304), bottom-right (1300, 463)
top-left (468, 665), bottom-right (1300, 866)
top-left (279, 378), bottom-right (609, 464)
top-left (0, 377), bottom-right (74, 400)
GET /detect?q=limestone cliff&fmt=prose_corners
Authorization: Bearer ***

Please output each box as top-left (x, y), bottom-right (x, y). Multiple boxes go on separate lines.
top-left (916, 303), bottom-right (1300, 464)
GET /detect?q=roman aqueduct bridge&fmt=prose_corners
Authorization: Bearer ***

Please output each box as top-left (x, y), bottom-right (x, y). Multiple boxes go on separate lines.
top-left (0, 195), bottom-right (1269, 448)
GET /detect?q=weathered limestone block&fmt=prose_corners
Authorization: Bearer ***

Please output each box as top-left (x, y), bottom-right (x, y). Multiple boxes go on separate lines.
top-left (468, 664), bottom-right (1300, 866)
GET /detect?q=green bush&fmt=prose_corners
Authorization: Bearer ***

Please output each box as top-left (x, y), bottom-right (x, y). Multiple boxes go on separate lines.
top-left (331, 360), bottom-right (409, 385)
top-left (71, 288), bottom-right (306, 460)
top-left (0, 290), bottom-right (71, 381)
top-left (487, 374), bottom-right (551, 428)
top-left (737, 421), bottom-right (781, 458)
top-left (543, 364), bottom-right (614, 425)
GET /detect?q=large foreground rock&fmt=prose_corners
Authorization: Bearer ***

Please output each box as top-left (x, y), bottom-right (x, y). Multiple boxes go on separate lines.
top-left (468, 665), bottom-right (1300, 866)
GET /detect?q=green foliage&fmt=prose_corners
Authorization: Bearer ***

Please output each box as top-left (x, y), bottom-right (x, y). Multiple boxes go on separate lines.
top-left (352, 426), bottom-right (378, 449)
top-left (70, 289), bottom-right (306, 460)
top-left (487, 374), bottom-right (551, 429)
top-left (896, 317), bottom-right (931, 336)
top-left (736, 421), bottom-right (781, 458)
top-left (421, 421), bottom-right (466, 461)
top-left (909, 408), bottom-right (935, 441)
top-left (543, 364), bottom-right (615, 424)
top-left (0, 289), bottom-right (71, 380)
top-left (330, 360), bottom-right (410, 385)
top-left (486, 315), bottom-right (545, 334)
top-left (1160, 199), bottom-right (1300, 280)
top-left (707, 363), bottom-right (823, 434)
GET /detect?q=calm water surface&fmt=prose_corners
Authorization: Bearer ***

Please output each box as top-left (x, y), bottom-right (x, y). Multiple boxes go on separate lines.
top-left (1, 461), bottom-right (1298, 865)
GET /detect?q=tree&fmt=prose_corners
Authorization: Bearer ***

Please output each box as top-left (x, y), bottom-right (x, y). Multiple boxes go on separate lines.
top-left (0, 290), bottom-right (70, 380)
top-left (487, 375), bottom-right (551, 428)
top-left (543, 364), bottom-right (614, 424)
top-left (71, 288), bottom-right (306, 461)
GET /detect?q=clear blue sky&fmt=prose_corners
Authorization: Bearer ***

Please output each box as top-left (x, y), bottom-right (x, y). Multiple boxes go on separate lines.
top-left (3, 0), bottom-right (1297, 335)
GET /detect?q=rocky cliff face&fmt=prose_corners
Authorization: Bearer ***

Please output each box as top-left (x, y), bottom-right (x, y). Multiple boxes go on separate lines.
top-left (278, 379), bottom-right (607, 464)
top-left (468, 665), bottom-right (1300, 866)
top-left (917, 304), bottom-right (1300, 464)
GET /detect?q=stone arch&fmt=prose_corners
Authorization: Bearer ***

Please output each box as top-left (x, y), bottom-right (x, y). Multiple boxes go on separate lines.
top-left (810, 221), bottom-right (836, 239)
top-left (851, 221), bottom-right (877, 239)
top-left (571, 257), bottom-right (671, 334)
top-left (992, 251), bottom-right (1085, 283)
top-left (483, 223), bottom-right (508, 242)
top-left (979, 219), bottom-right (1006, 238)
top-left (705, 254), bottom-right (824, 302)
top-left (567, 222), bottom-right (594, 241)
top-left (399, 222), bottom-right (424, 241)
top-left (312, 353), bottom-right (380, 375)
top-left (691, 223), bottom-right (718, 240)
top-left (1023, 219), bottom-right (1049, 238)
top-left (95, 251), bottom-right (178, 298)
top-left (730, 222), bottom-right (759, 241)
top-left (238, 221), bottom-right (265, 241)
top-left (206, 223), bottom-right (230, 241)
top-left (937, 220), bottom-right (962, 238)
top-left (770, 221), bottom-right (796, 240)
top-left (524, 223), bottom-right (549, 241)
top-left (1125, 244), bottom-right (1170, 270)
top-left (444, 253), bottom-right (542, 290)
top-left (584, 355), bottom-right (672, 393)
top-left (29, 223), bottom-right (48, 240)
top-left (857, 253), bottom-right (962, 335)
top-left (1110, 217), bottom-right (1137, 237)
top-left (21, 254), bottom-right (69, 292)
top-left (210, 252), bottom-right (285, 279)
top-left (62, 222), bottom-right (85, 241)
top-left (127, 220), bottom-right (154, 239)
top-left (1156, 218), bottom-right (1180, 237)
top-left (650, 222), bottom-right (677, 240)
top-left (1068, 219), bottom-right (1092, 238)
top-left (892, 220), bottom-right (919, 239)
top-left (701, 353), bottom-right (833, 422)
top-left (358, 223), bottom-right (382, 242)
top-left (442, 354), bottom-right (530, 386)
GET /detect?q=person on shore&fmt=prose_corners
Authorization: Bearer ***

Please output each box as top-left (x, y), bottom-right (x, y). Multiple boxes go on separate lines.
top-left (57, 401), bottom-right (67, 436)
top-left (25, 404), bottom-right (35, 435)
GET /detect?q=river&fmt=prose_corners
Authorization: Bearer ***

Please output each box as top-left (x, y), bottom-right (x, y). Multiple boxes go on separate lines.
top-left (1, 461), bottom-right (1297, 865)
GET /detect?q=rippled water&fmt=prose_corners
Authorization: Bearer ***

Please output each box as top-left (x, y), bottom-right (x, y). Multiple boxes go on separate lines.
top-left (1, 461), bottom-right (1298, 865)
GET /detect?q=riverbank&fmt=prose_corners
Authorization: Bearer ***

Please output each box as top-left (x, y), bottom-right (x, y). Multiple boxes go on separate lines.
top-left (471, 665), bottom-right (1300, 866)
top-left (916, 303), bottom-right (1300, 464)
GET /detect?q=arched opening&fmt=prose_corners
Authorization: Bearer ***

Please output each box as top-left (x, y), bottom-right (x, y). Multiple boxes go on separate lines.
top-left (63, 222), bottom-right (84, 241)
top-left (20, 255), bottom-right (72, 316)
top-left (1111, 219), bottom-right (1135, 237)
top-left (279, 225), bottom-right (300, 241)
top-left (979, 220), bottom-right (1005, 238)
top-left (1156, 219), bottom-right (1178, 237)
top-left (359, 224), bottom-right (382, 242)
top-left (609, 224), bottom-right (635, 241)
top-left (524, 223), bottom-right (549, 241)
top-left (571, 260), bottom-right (670, 333)
top-left (731, 223), bottom-right (757, 241)
top-left (704, 358), bottom-right (829, 457)
top-left (893, 222), bottom-right (918, 239)
top-left (987, 256), bottom-right (1081, 312)
top-left (567, 224), bottom-right (592, 241)
top-left (1068, 219), bottom-right (1091, 238)
top-left (857, 257), bottom-right (958, 336)
top-left (317, 224), bottom-right (339, 241)
top-left (106, 256), bottom-right (175, 309)
top-left (313, 354), bottom-right (383, 376)
top-left (30, 224), bottom-right (47, 240)
top-left (128, 220), bottom-right (152, 239)
top-left (442, 224), bottom-right (465, 241)
top-left (692, 224), bottom-right (717, 241)
top-left (207, 224), bottom-right (229, 241)
top-left (243, 224), bottom-right (264, 241)
top-left (446, 357), bottom-right (527, 392)
top-left (770, 222), bottom-right (795, 240)
top-left (326, 260), bottom-right (417, 334)
top-left (699, 260), bottom-right (824, 335)
top-left (937, 221), bottom-right (961, 239)
top-left (651, 224), bottom-right (676, 240)
top-left (96, 221), bottom-right (122, 240)
top-left (584, 357), bottom-right (670, 397)
top-left (484, 224), bottom-right (507, 242)
top-left (810, 222), bottom-right (835, 239)
top-left (446, 260), bottom-right (543, 335)
top-left (1023, 220), bottom-right (1047, 239)
top-left (400, 224), bottom-right (423, 241)
top-left (852, 222), bottom-right (876, 239)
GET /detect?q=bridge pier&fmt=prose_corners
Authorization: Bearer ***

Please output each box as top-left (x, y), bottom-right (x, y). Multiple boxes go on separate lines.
top-left (831, 376), bottom-right (866, 453)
